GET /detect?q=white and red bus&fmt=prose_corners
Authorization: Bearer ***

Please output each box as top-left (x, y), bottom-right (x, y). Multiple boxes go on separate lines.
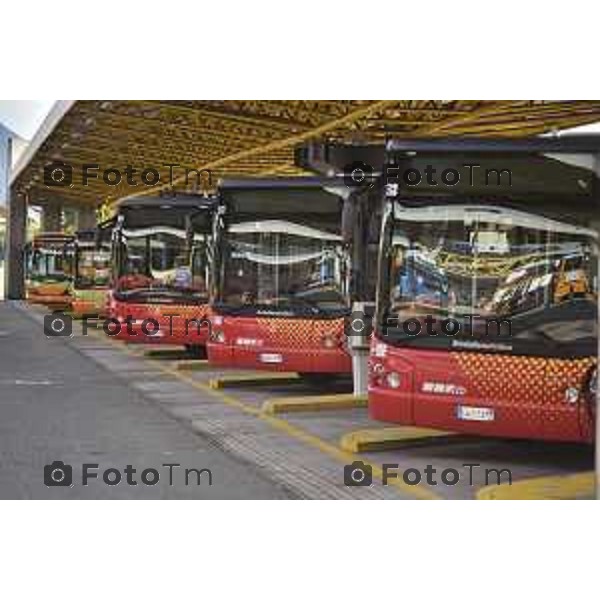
top-left (107, 192), bottom-right (217, 355)
top-left (370, 137), bottom-right (599, 442)
top-left (207, 177), bottom-right (379, 382)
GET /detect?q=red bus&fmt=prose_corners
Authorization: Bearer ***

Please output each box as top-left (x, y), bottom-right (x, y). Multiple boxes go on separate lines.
top-left (207, 177), bottom-right (379, 382)
top-left (370, 137), bottom-right (598, 442)
top-left (68, 227), bottom-right (112, 318)
top-left (107, 192), bottom-right (217, 355)
top-left (25, 232), bottom-right (74, 310)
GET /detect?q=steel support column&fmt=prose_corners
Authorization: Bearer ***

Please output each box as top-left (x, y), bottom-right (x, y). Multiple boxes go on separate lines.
top-left (5, 186), bottom-right (27, 300)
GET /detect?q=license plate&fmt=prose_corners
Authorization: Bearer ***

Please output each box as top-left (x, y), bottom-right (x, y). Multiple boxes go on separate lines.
top-left (456, 405), bottom-right (495, 422)
top-left (259, 353), bottom-right (283, 364)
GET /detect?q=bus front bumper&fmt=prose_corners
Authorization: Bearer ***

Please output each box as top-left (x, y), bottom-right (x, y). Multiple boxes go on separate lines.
top-left (207, 342), bottom-right (352, 373)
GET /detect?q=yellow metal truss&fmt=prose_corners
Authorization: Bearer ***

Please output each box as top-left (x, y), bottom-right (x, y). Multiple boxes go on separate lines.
top-left (14, 100), bottom-right (600, 209)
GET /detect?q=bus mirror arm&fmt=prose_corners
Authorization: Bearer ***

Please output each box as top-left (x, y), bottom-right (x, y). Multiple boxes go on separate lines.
top-left (341, 196), bottom-right (357, 245)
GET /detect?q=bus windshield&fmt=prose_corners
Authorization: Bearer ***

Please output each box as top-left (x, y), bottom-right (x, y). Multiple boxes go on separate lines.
top-left (117, 228), bottom-right (208, 303)
top-left (381, 202), bottom-right (598, 357)
top-left (28, 248), bottom-right (70, 282)
top-left (219, 220), bottom-right (348, 315)
top-left (75, 245), bottom-right (111, 288)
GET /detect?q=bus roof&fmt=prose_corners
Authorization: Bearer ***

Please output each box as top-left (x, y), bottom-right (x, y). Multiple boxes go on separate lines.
top-left (115, 192), bottom-right (217, 210)
top-left (386, 135), bottom-right (600, 154)
top-left (218, 177), bottom-right (348, 226)
top-left (30, 232), bottom-right (75, 247)
top-left (114, 192), bottom-right (218, 230)
top-left (219, 176), bottom-right (347, 191)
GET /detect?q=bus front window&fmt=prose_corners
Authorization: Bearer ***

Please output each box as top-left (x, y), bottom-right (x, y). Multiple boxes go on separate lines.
top-left (118, 230), bottom-right (208, 302)
top-left (220, 221), bottom-right (348, 314)
top-left (382, 203), bottom-right (597, 356)
top-left (76, 247), bottom-right (111, 288)
top-left (29, 249), bottom-right (69, 282)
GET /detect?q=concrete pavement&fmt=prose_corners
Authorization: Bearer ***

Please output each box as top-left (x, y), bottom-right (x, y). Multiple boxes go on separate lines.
top-left (1, 300), bottom-right (592, 499)
top-left (0, 300), bottom-right (293, 498)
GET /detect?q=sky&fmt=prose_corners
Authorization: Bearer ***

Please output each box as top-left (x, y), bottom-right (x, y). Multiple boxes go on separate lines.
top-left (0, 100), bottom-right (56, 139)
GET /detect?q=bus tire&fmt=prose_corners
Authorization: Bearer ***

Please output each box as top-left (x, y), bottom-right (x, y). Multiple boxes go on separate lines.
top-left (298, 373), bottom-right (330, 386)
top-left (185, 344), bottom-right (207, 359)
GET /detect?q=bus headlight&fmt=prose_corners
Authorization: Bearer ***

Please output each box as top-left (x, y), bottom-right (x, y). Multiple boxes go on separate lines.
top-left (386, 371), bottom-right (402, 389)
top-left (213, 330), bottom-right (226, 344)
top-left (321, 334), bottom-right (339, 349)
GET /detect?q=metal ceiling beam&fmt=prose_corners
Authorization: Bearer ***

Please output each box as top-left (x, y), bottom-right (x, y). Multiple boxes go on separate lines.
top-left (130, 100), bottom-right (398, 197)
top-left (416, 100), bottom-right (533, 135)
top-left (11, 100), bottom-right (600, 210)
top-left (135, 100), bottom-right (319, 132)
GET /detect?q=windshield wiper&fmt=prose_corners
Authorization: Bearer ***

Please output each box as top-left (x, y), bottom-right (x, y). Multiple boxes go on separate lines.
top-left (280, 295), bottom-right (349, 316)
top-left (116, 286), bottom-right (206, 301)
top-left (275, 294), bottom-right (336, 315)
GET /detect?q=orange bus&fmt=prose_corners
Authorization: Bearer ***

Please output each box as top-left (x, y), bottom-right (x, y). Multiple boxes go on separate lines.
top-left (25, 232), bottom-right (74, 310)
top-left (68, 227), bottom-right (112, 318)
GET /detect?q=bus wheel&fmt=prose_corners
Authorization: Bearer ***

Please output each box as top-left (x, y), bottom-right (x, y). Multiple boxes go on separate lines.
top-left (185, 344), bottom-right (207, 359)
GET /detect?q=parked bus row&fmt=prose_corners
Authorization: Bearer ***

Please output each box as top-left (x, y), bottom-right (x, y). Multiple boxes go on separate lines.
top-left (25, 137), bottom-right (599, 444)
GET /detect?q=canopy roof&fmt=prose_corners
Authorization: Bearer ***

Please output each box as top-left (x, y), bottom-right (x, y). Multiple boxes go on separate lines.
top-left (11, 100), bottom-right (600, 208)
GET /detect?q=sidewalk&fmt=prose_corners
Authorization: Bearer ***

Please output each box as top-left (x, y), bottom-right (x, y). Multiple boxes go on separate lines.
top-left (0, 301), bottom-right (293, 498)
